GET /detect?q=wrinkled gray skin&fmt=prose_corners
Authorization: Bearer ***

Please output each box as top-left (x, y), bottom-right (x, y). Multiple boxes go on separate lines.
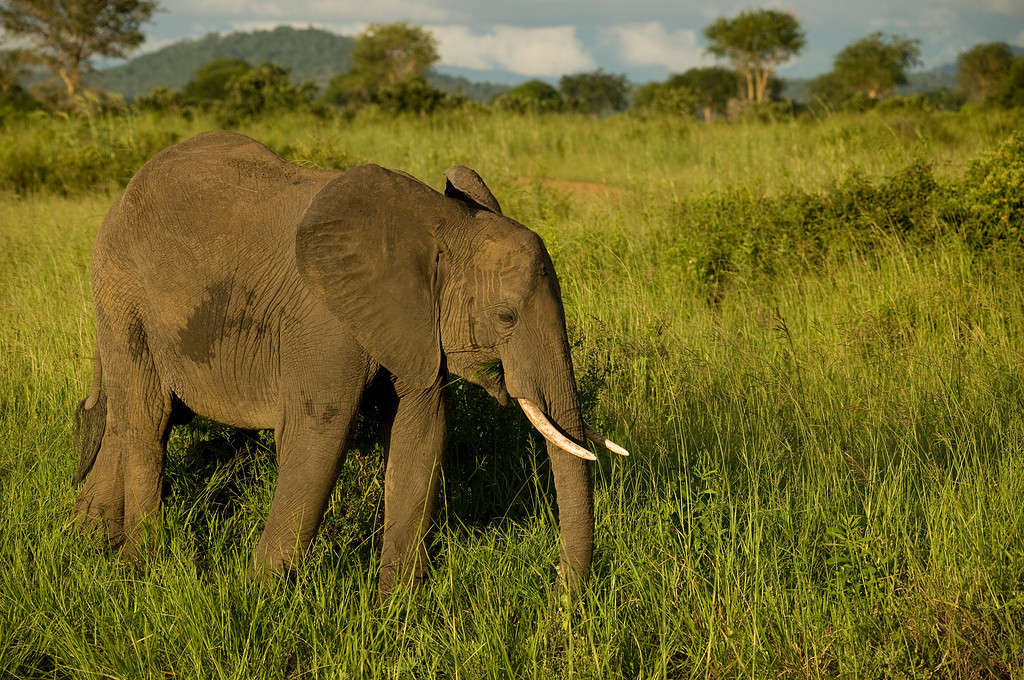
top-left (73, 131), bottom-right (593, 594)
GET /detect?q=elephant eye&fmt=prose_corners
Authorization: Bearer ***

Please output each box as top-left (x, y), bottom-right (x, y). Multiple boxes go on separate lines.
top-left (493, 306), bottom-right (517, 328)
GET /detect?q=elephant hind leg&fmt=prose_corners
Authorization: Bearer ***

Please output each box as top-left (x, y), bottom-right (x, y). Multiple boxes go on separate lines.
top-left (74, 313), bottom-right (173, 555)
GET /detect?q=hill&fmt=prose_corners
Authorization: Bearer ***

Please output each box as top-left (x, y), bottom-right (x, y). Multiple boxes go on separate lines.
top-left (91, 26), bottom-right (354, 98)
top-left (426, 73), bottom-right (509, 102)
top-left (91, 26), bottom-right (509, 102)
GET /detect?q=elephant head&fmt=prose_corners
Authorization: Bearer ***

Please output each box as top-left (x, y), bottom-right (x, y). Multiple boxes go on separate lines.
top-left (295, 163), bottom-right (626, 587)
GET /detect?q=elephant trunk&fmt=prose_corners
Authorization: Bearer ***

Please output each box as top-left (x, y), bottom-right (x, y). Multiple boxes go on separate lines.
top-left (539, 361), bottom-right (594, 590)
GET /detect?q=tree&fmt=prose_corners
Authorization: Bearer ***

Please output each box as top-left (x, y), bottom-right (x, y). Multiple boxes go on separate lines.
top-left (493, 79), bottom-right (563, 113)
top-left (0, 0), bottom-right (159, 98)
top-left (559, 70), bottom-right (629, 114)
top-left (989, 58), bottom-right (1024, 109)
top-left (181, 58), bottom-right (252, 106)
top-left (0, 48), bottom-right (31, 94)
top-left (957, 42), bottom-right (1014, 102)
top-left (323, 22), bottom-right (442, 109)
top-left (832, 32), bottom-right (920, 99)
top-left (668, 67), bottom-right (739, 121)
top-left (350, 22), bottom-right (437, 91)
top-left (704, 9), bottom-right (804, 104)
top-left (807, 70), bottom-right (848, 107)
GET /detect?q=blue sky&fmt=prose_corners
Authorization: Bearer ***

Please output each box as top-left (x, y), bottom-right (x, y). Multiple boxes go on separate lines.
top-left (141, 0), bottom-right (1024, 82)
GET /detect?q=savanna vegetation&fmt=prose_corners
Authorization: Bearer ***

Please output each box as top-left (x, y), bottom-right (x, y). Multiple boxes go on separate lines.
top-left (3, 3), bottom-right (1024, 677)
top-left (2, 99), bottom-right (1024, 677)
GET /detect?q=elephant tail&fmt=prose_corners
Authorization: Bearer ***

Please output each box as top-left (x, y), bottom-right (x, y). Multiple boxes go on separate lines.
top-left (73, 354), bottom-right (106, 484)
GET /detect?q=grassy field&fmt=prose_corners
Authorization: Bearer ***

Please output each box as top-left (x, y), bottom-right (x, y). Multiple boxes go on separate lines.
top-left (2, 106), bottom-right (1024, 678)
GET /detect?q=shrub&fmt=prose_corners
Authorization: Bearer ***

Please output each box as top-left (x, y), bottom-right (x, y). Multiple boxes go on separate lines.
top-left (133, 87), bottom-right (182, 112)
top-left (0, 85), bottom-right (44, 123)
top-left (960, 131), bottom-right (1024, 248)
top-left (181, 58), bottom-right (252, 107)
top-left (559, 69), bottom-right (629, 114)
top-left (374, 78), bottom-right (459, 114)
top-left (492, 80), bottom-right (563, 114)
top-left (670, 159), bottom-right (944, 302)
top-left (217, 63), bottom-right (316, 126)
top-left (632, 82), bottom-right (697, 118)
top-left (989, 58), bottom-right (1024, 109)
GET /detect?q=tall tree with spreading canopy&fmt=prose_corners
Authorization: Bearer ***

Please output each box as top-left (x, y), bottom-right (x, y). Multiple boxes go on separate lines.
top-left (0, 0), bottom-right (158, 97)
top-left (957, 42), bottom-right (1014, 102)
top-left (703, 9), bottom-right (804, 103)
top-left (832, 32), bottom-right (920, 99)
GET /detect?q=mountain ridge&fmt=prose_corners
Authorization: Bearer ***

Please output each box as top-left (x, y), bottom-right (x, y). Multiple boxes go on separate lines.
top-left (91, 26), bottom-right (511, 102)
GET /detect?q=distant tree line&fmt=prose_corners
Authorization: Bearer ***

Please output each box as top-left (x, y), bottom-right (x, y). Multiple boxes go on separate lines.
top-left (0, 4), bottom-right (1021, 121)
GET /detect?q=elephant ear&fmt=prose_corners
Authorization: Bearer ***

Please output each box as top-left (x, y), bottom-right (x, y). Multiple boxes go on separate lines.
top-left (444, 165), bottom-right (502, 214)
top-left (295, 164), bottom-right (442, 390)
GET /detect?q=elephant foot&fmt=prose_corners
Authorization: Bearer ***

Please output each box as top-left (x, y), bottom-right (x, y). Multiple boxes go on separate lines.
top-left (72, 490), bottom-right (125, 548)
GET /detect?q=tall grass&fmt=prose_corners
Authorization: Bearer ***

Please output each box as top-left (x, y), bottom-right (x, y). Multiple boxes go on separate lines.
top-left (1, 108), bottom-right (1023, 678)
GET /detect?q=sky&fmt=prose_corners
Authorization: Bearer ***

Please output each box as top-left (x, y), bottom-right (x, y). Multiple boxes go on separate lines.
top-left (138, 0), bottom-right (1024, 83)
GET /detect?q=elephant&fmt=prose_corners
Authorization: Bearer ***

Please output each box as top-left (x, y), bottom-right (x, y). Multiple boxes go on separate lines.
top-left (72, 130), bottom-right (627, 594)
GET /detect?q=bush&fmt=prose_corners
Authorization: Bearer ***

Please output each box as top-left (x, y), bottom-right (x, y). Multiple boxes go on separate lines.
top-left (559, 69), bottom-right (629, 114)
top-left (736, 99), bottom-right (796, 122)
top-left (632, 82), bottom-right (697, 118)
top-left (374, 78), bottom-right (460, 114)
top-left (181, 59), bottom-right (252, 107)
top-left (960, 131), bottom-right (1024, 248)
top-left (0, 85), bottom-right (44, 123)
top-left (133, 87), bottom-right (182, 112)
top-left (989, 58), bottom-right (1024, 109)
top-left (668, 159), bottom-right (944, 302)
top-left (322, 73), bottom-right (453, 115)
top-left (492, 80), bottom-right (563, 114)
top-left (217, 63), bottom-right (316, 126)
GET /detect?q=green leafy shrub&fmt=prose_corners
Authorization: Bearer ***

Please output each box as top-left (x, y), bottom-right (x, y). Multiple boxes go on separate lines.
top-left (217, 63), bottom-right (317, 126)
top-left (133, 86), bottom-right (182, 112)
top-left (632, 82), bottom-right (697, 118)
top-left (0, 85), bottom-right (44, 123)
top-left (0, 118), bottom-right (180, 195)
top-left (671, 159), bottom-right (942, 301)
top-left (960, 131), bottom-right (1024, 248)
top-left (374, 77), bottom-right (460, 114)
top-left (181, 58), bottom-right (252, 107)
top-left (989, 58), bottom-right (1024, 109)
top-left (559, 69), bottom-right (629, 114)
top-left (492, 80), bottom-right (563, 114)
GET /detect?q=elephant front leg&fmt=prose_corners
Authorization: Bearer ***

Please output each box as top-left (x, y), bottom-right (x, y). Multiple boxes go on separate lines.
top-left (378, 382), bottom-right (446, 597)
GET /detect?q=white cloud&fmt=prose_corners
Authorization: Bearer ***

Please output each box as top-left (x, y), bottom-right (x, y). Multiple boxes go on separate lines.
top-left (1016, 30), bottom-right (1024, 47)
top-left (427, 25), bottom-right (595, 76)
top-left (612, 22), bottom-right (711, 72)
top-left (173, 0), bottom-right (454, 23)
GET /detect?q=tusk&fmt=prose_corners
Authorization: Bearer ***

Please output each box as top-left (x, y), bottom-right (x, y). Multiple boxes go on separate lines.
top-left (517, 399), bottom-right (597, 461)
top-left (584, 423), bottom-right (630, 457)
